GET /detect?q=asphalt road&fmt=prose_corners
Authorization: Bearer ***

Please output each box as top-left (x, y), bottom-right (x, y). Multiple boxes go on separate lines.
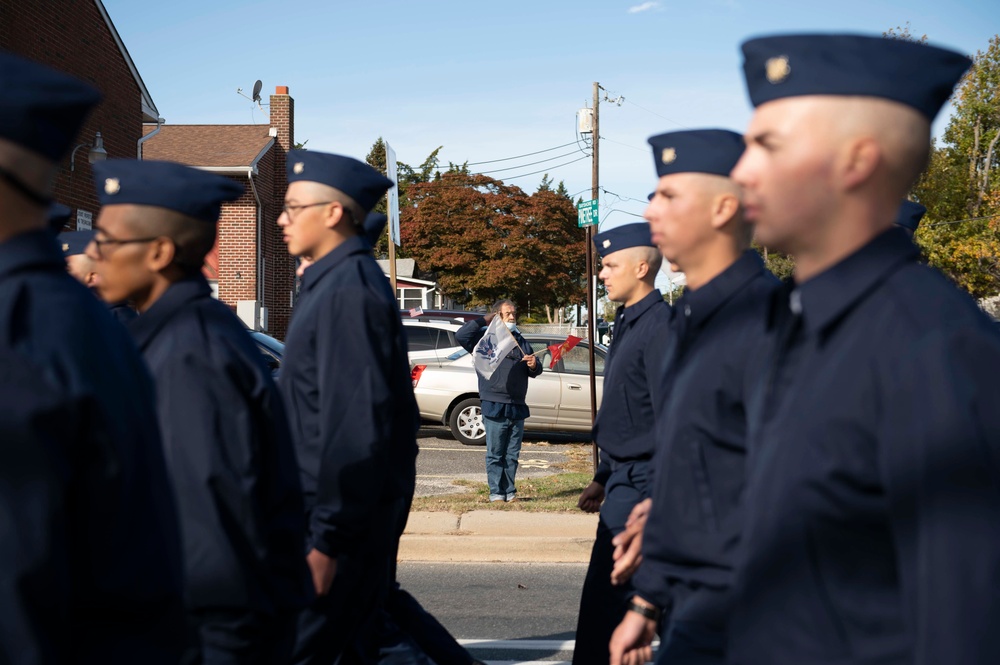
top-left (415, 425), bottom-right (590, 498)
top-left (397, 561), bottom-right (587, 662)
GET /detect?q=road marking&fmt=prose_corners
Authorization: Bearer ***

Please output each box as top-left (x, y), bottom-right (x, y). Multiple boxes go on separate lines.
top-left (519, 459), bottom-right (551, 469)
top-left (419, 447), bottom-right (568, 454)
top-left (459, 639), bottom-right (575, 650)
top-left (416, 475), bottom-right (470, 479)
top-left (484, 661), bottom-right (571, 665)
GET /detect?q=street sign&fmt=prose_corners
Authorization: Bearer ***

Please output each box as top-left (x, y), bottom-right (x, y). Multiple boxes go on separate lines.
top-left (577, 199), bottom-right (598, 227)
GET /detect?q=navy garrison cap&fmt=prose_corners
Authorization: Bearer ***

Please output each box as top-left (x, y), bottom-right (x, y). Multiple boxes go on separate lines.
top-left (594, 223), bottom-right (655, 259)
top-left (895, 200), bottom-right (927, 232)
top-left (363, 212), bottom-right (388, 245)
top-left (47, 203), bottom-right (73, 233)
top-left (58, 230), bottom-right (94, 256)
top-left (741, 34), bottom-right (972, 120)
top-left (286, 150), bottom-right (393, 215)
top-left (647, 129), bottom-right (744, 178)
top-left (93, 160), bottom-right (244, 223)
top-left (0, 51), bottom-right (102, 161)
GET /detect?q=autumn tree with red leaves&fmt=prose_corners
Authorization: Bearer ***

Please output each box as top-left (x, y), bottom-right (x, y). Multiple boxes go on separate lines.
top-left (401, 170), bottom-right (586, 320)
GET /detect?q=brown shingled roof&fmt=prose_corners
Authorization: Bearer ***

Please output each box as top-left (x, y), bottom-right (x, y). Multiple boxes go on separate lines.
top-left (141, 125), bottom-right (274, 167)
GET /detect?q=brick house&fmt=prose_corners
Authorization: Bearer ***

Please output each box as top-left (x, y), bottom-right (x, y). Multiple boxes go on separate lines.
top-left (0, 0), bottom-right (161, 229)
top-left (140, 88), bottom-right (297, 338)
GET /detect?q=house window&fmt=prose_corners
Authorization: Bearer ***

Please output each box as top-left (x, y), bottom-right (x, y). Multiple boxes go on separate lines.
top-left (398, 287), bottom-right (423, 310)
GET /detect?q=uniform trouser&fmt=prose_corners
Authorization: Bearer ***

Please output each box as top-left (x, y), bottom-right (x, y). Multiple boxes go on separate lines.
top-left (655, 620), bottom-right (726, 665)
top-left (291, 496), bottom-right (409, 665)
top-left (182, 609), bottom-right (298, 665)
top-left (572, 518), bottom-right (633, 665)
top-left (572, 459), bottom-right (651, 665)
top-left (385, 583), bottom-right (474, 665)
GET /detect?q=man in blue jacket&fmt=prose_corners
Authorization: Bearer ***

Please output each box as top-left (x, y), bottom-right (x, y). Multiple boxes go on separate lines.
top-left (457, 301), bottom-right (543, 502)
top-left (88, 159), bottom-right (313, 664)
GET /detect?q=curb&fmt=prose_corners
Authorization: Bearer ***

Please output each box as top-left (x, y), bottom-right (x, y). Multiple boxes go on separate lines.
top-left (399, 511), bottom-right (599, 563)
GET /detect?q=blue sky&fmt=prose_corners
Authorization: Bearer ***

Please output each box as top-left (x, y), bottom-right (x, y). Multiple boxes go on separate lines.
top-left (105, 0), bottom-right (998, 243)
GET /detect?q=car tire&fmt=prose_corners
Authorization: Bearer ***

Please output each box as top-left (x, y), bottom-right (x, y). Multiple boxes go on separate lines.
top-left (449, 397), bottom-right (486, 446)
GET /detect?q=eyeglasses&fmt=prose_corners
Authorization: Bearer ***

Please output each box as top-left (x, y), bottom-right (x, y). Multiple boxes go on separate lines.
top-left (91, 233), bottom-right (159, 260)
top-left (281, 201), bottom-right (333, 219)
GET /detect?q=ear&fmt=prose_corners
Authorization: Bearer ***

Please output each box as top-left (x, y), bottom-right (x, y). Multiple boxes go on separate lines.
top-left (146, 237), bottom-right (176, 272)
top-left (839, 136), bottom-right (881, 191)
top-left (710, 192), bottom-right (740, 230)
top-left (634, 259), bottom-right (650, 280)
top-left (322, 201), bottom-right (347, 230)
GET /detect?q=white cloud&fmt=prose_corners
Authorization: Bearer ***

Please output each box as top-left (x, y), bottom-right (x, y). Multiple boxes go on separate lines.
top-left (627, 2), bottom-right (661, 14)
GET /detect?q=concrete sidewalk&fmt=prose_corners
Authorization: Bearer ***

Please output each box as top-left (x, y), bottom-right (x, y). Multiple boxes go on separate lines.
top-left (400, 511), bottom-right (599, 563)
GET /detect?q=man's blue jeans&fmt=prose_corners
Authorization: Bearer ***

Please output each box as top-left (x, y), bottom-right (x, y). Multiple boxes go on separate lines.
top-left (483, 415), bottom-right (524, 500)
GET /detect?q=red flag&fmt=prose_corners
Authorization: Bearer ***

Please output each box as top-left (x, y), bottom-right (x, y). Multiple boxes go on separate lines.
top-left (547, 335), bottom-right (582, 369)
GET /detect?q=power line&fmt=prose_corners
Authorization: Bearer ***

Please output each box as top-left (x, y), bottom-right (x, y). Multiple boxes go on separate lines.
top-left (623, 96), bottom-right (688, 129)
top-left (600, 135), bottom-right (647, 153)
top-left (477, 149), bottom-right (589, 175)
top-left (496, 155), bottom-right (591, 181)
top-left (442, 140), bottom-right (582, 167)
top-left (925, 213), bottom-right (1000, 227)
top-left (601, 187), bottom-right (649, 205)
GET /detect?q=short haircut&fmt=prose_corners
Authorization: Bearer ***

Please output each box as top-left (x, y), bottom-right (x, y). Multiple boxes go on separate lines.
top-left (132, 207), bottom-right (216, 277)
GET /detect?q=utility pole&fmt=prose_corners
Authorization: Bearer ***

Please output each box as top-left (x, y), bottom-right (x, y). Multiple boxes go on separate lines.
top-left (588, 81), bottom-right (600, 472)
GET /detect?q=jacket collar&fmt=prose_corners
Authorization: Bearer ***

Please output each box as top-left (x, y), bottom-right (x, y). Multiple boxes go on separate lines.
top-left (129, 275), bottom-right (211, 351)
top-left (676, 249), bottom-right (766, 333)
top-left (794, 227), bottom-right (918, 336)
top-left (300, 235), bottom-right (371, 294)
top-left (618, 287), bottom-right (667, 329)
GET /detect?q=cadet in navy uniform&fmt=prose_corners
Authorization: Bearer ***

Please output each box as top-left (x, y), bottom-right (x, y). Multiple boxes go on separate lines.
top-left (277, 151), bottom-right (419, 665)
top-left (361, 212), bottom-right (481, 665)
top-left (0, 52), bottom-right (184, 663)
top-left (609, 130), bottom-right (778, 665)
top-left (895, 199), bottom-right (926, 237)
top-left (571, 223), bottom-right (670, 665)
top-left (58, 229), bottom-right (138, 324)
top-left (728, 35), bottom-right (1000, 664)
top-left (87, 159), bottom-right (314, 663)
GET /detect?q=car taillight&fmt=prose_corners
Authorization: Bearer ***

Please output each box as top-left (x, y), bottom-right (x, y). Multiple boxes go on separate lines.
top-left (411, 365), bottom-right (426, 388)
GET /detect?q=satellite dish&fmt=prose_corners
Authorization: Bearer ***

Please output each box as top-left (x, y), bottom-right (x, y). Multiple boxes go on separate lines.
top-left (251, 80), bottom-right (262, 104)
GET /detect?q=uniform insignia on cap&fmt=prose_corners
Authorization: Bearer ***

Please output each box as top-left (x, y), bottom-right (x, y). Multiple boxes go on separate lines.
top-left (602, 239), bottom-right (611, 249)
top-left (766, 56), bottom-right (791, 84)
top-left (661, 148), bottom-right (677, 164)
top-left (104, 178), bottom-right (120, 195)
top-left (62, 243), bottom-right (69, 251)
top-left (293, 162), bottom-right (305, 174)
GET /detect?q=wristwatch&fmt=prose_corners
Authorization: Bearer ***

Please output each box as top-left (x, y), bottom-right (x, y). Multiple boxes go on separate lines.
top-left (627, 599), bottom-right (661, 621)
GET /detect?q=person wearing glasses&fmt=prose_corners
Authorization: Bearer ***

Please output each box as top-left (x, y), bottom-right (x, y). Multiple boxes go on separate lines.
top-left (276, 151), bottom-right (419, 665)
top-left (0, 52), bottom-right (185, 663)
top-left (87, 159), bottom-right (313, 664)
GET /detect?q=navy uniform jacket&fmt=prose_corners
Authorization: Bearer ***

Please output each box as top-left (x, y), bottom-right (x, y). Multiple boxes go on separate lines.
top-left (108, 300), bottom-right (137, 325)
top-left (281, 235), bottom-right (419, 557)
top-left (0, 230), bottom-right (184, 663)
top-left (731, 228), bottom-right (1000, 665)
top-left (633, 251), bottom-right (777, 624)
top-left (129, 275), bottom-right (313, 615)
top-left (592, 289), bottom-right (672, 487)
top-left (456, 317), bottom-right (543, 408)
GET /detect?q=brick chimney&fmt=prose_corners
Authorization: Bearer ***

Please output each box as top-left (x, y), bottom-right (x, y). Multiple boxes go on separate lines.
top-left (270, 86), bottom-right (294, 153)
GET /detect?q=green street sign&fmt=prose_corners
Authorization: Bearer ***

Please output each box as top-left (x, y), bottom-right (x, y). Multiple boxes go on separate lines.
top-left (577, 198), bottom-right (599, 227)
